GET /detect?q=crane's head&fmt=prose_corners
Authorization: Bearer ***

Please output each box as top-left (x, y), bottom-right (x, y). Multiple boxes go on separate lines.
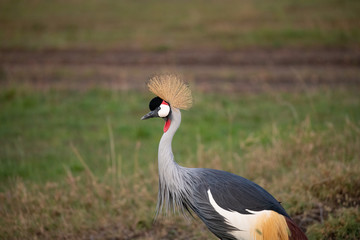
top-left (141, 74), bottom-right (192, 133)
top-left (141, 96), bottom-right (172, 132)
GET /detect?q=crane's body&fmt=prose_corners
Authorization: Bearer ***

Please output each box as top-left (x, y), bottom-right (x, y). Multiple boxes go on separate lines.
top-left (142, 75), bottom-right (307, 240)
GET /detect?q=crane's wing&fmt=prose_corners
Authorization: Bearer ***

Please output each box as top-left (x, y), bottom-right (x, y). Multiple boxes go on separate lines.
top-left (184, 168), bottom-right (292, 240)
top-left (193, 168), bottom-right (289, 217)
top-left (206, 168), bottom-right (287, 216)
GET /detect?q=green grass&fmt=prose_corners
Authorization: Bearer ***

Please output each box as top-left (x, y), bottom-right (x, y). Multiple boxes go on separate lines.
top-left (1, 88), bottom-right (358, 187)
top-left (0, 0), bottom-right (359, 50)
top-left (0, 87), bottom-right (359, 239)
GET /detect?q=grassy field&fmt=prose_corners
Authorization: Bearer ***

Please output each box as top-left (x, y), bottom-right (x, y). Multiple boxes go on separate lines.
top-left (0, 86), bottom-right (359, 239)
top-left (1, 0), bottom-right (360, 50)
top-left (1, 0), bottom-right (359, 239)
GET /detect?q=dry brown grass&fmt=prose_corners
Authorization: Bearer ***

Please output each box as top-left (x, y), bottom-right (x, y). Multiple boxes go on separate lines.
top-left (241, 117), bottom-right (360, 233)
top-left (0, 146), bottom-right (215, 240)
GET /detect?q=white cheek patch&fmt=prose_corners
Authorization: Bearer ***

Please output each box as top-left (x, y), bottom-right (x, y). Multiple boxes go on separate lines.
top-left (158, 104), bottom-right (170, 117)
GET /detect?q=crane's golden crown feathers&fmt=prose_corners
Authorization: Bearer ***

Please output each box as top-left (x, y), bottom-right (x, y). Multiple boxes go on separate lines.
top-left (147, 74), bottom-right (193, 110)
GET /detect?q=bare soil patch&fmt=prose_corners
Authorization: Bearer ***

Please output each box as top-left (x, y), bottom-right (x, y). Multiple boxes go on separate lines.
top-left (1, 48), bottom-right (360, 92)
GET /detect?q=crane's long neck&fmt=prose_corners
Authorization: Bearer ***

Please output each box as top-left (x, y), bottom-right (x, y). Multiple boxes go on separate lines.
top-left (158, 108), bottom-right (182, 184)
top-left (157, 108), bottom-right (189, 216)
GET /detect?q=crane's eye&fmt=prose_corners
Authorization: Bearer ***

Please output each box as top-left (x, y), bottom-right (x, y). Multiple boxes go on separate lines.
top-left (158, 103), bottom-right (170, 117)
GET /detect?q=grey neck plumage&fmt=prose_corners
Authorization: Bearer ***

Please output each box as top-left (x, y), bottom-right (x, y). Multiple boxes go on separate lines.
top-left (156, 108), bottom-right (193, 217)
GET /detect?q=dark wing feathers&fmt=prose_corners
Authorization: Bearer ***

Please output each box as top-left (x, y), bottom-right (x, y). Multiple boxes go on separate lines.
top-left (185, 168), bottom-right (302, 239)
top-left (194, 168), bottom-right (289, 218)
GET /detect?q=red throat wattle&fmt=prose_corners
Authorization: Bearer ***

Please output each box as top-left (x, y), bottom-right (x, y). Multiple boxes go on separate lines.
top-left (164, 118), bottom-right (171, 132)
top-left (161, 100), bottom-right (170, 132)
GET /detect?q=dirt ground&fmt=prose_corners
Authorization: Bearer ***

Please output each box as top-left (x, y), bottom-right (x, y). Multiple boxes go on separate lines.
top-left (1, 47), bottom-right (360, 93)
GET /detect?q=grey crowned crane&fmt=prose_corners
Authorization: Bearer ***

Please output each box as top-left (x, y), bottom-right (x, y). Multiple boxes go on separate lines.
top-left (141, 74), bottom-right (307, 240)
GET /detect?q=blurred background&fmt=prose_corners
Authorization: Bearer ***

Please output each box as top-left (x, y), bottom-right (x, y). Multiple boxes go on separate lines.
top-left (1, 0), bottom-right (359, 239)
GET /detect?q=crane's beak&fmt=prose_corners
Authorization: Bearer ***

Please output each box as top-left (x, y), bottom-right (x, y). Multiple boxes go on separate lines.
top-left (141, 110), bottom-right (159, 120)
